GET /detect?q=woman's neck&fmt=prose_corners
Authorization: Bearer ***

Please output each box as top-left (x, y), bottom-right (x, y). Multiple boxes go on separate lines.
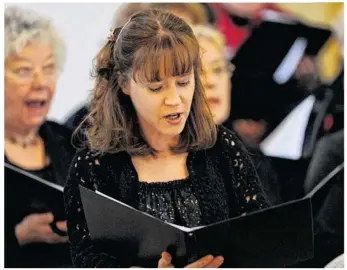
top-left (5, 125), bottom-right (39, 148)
top-left (140, 128), bottom-right (179, 157)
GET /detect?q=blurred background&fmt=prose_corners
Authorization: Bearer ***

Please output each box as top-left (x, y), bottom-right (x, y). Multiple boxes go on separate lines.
top-left (5, 2), bottom-right (343, 123)
top-left (4, 2), bottom-right (344, 268)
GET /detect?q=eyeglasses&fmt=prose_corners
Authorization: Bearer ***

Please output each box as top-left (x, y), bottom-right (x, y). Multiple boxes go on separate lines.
top-left (202, 62), bottom-right (235, 78)
top-left (5, 64), bottom-right (57, 85)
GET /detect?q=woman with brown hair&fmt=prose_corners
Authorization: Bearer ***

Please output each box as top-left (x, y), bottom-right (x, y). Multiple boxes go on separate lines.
top-left (64, 9), bottom-right (269, 268)
top-left (114, 3), bottom-right (208, 26)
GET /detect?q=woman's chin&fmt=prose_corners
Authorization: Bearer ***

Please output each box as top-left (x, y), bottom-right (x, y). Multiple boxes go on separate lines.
top-left (23, 117), bottom-right (46, 129)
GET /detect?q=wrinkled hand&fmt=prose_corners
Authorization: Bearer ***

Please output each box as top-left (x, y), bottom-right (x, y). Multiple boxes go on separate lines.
top-left (158, 252), bottom-right (224, 268)
top-left (15, 212), bottom-right (69, 246)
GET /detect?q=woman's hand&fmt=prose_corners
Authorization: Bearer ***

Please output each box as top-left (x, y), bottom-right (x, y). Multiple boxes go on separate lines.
top-left (158, 252), bottom-right (175, 268)
top-left (15, 212), bottom-right (69, 246)
top-left (158, 252), bottom-right (224, 268)
top-left (184, 254), bottom-right (224, 268)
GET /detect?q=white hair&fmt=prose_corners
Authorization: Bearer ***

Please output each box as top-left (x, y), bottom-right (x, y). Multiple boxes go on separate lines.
top-left (192, 24), bottom-right (226, 52)
top-left (5, 6), bottom-right (67, 72)
top-left (191, 24), bottom-right (233, 60)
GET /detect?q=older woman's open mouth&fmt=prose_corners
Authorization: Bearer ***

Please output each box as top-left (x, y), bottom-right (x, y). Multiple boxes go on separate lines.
top-left (24, 99), bottom-right (49, 115)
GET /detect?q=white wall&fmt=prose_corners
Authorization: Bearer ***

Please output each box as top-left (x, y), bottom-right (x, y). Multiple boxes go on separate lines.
top-left (7, 3), bottom-right (122, 123)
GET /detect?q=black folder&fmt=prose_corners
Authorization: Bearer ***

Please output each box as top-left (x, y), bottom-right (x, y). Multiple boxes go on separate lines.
top-left (5, 162), bottom-right (65, 222)
top-left (307, 162), bottom-right (344, 217)
top-left (231, 10), bottom-right (332, 77)
top-left (229, 10), bottom-right (332, 123)
top-left (79, 180), bottom-right (320, 267)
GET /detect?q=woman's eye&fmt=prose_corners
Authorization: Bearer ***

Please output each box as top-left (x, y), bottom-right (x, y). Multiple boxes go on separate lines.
top-left (43, 63), bottom-right (56, 74)
top-left (212, 66), bottom-right (224, 74)
top-left (15, 67), bottom-right (32, 76)
top-left (177, 80), bottom-right (190, 87)
top-left (148, 86), bottom-right (162, 92)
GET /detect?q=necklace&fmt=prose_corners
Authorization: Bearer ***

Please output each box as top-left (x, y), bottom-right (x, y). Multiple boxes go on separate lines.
top-left (7, 136), bottom-right (38, 149)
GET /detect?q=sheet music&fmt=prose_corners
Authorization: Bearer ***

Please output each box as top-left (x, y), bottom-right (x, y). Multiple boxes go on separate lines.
top-left (260, 95), bottom-right (316, 159)
top-left (5, 162), bottom-right (64, 192)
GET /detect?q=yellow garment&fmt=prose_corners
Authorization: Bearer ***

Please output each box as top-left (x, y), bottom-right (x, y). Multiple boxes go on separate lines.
top-left (278, 3), bottom-right (343, 81)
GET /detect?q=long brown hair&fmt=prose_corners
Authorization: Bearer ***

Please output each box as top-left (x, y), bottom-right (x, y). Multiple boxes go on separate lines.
top-left (79, 9), bottom-right (217, 156)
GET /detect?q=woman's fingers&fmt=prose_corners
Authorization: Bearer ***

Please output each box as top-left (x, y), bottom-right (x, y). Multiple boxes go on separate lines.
top-left (184, 255), bottom-right (214, 268)
top-left (55, 221), bottom-right (68, 232)
top-left (158, 252), bottom-right (174, 268)
top-left (159, 253), bottom-right (223, 268)
top-left (204, 256), bottom-right (224, 268)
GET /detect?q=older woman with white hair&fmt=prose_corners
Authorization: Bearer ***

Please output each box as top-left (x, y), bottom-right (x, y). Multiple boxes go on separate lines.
top-left (5, 6), bottom-right (74, 267)
top-left (191, 24), bottom-right (282, 206)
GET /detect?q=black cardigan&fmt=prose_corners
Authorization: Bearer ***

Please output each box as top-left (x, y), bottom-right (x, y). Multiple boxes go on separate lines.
top-left (5, 120), bottom-right (76, 268)
top-left (64, 125), bottom-right (270, 267)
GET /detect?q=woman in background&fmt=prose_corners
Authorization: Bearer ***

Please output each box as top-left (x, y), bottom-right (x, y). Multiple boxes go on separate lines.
top-left (5, 6), bottom-right (74, 267)
top-left (192, 24), bottom-right (282, 205)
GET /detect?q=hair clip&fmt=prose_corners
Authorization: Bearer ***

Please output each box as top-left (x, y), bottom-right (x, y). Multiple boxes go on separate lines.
top-left (107, 29), bottom-right (115, 42)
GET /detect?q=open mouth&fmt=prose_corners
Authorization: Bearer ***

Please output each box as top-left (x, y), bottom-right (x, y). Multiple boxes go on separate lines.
top-left (24, 100), bottom-right (47, 108)
top-left (165, 113), bottom-right (181, 120)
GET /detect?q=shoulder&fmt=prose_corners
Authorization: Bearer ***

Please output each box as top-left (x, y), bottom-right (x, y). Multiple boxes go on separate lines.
top-left (41, 120), bottom-right (76, 158)
top-left (65, 148), bottom-right (133, 203)
top-left (44, 120), bottom-right (73, 138)
top-left (213, 125), bottom-right (247, 152)
top-left (64, 105), bottom-right (89, 131)
top-left (70, 148), bottom-right (105, 173)
top-left (205, 125), bottom-right (253, 172)
top-left (66, 148), bottom-right (101, 191)
top-left (41, 120), bottom-right (74, 149)
top-left (68, 148), bottom-right (128, 185)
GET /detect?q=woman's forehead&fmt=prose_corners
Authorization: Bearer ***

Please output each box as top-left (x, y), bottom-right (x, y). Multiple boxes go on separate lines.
top-left (133, 71), bottom-right (194, 84)
top-left (132, 47), bottom-right (196, 83)
top-left (6, 42), bottom-right (53, 64)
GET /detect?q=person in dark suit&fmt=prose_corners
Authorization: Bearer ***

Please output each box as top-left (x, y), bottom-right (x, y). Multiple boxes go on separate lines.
top-left (4, 6), bottom-right (74, 267)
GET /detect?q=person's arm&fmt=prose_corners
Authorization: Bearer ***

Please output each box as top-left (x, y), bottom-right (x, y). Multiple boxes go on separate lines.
top-left (64, 150), bottom-right (123, 267)
top-left (218, 126), bottom-right (270, 216)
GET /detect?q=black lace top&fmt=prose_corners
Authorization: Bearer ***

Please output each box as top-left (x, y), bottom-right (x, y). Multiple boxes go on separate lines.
top-left (138, 178), bottom-right (203, 228)
top-left (64, 126), bottom-right (270, 267)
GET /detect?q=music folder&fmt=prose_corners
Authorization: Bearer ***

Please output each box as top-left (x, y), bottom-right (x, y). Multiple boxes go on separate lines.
top-left (5, 162), bottom-right (66, 222)
top-left (231, 10), bottom-right (332, 82)
top-left (79, 178), bottom-right (326, 268)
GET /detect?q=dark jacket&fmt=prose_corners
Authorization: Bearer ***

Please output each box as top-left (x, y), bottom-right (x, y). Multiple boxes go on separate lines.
top-left (5, 120), bottom-right (76, 268)
top-left (64, 126), bottom-right (270, 267)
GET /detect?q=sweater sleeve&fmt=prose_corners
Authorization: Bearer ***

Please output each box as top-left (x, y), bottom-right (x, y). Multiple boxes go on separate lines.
top-left (64, 149), bottom-right (123, 268)
top-left (218, 126), bottom-right (270, 216)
